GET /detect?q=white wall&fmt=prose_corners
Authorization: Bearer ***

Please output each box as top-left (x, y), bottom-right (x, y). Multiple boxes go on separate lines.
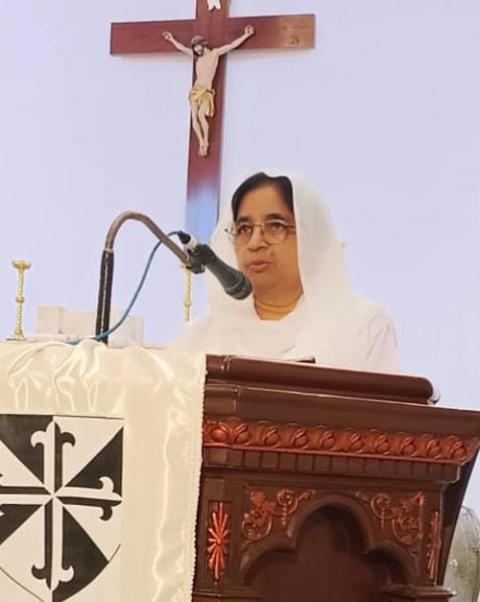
top-left (1, 1), bottom-right (479, 502)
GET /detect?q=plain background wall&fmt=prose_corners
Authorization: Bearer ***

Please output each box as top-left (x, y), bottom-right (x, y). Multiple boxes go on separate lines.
top-left (1, 1), bottom-right (479, 504)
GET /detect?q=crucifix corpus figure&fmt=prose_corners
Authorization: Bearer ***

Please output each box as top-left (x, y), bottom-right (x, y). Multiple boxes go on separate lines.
top-left (163, 25), bottom-right (255, 157)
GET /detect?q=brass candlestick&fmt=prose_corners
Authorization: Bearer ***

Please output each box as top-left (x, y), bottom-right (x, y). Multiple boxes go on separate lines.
top-left (10, 259), bottom-right (31, 341)
top-left (183, 265), bottom-right (193, 322)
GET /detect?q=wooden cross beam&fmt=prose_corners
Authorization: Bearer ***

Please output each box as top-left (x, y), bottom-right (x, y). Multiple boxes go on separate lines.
top-left (111, 2), bottom-right (315, 242)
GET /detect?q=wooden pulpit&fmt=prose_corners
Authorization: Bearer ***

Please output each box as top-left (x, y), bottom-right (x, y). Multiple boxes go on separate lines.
top-left (195, 356), bottom-right (480, 602)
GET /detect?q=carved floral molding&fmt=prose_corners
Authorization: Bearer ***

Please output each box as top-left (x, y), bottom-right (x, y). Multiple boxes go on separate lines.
top-left (204, 418), bottom-right (479, 465)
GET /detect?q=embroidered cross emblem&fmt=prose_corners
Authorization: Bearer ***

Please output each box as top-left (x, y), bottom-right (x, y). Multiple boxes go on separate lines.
top-left (0, 415), bottom-right (123, 601)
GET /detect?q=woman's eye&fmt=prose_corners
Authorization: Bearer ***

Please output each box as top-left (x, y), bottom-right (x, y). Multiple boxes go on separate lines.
top-left (267, 221), bottom-right (287, 231)
top-left (236, 224), bottom-right (252, 235)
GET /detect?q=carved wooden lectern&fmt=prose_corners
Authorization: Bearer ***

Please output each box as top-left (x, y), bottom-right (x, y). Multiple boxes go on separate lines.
top-left (194, 356), bottom-right (480, 602)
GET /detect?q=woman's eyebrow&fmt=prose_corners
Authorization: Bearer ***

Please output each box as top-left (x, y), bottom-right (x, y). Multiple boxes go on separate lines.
top-left (235, 212), bottom-right (289, 223)
top-left (264, 213), bottom-right (289, 220)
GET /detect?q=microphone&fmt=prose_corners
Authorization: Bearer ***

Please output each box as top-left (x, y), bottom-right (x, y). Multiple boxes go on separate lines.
top-left (177, 231), bottom-right (252, 300)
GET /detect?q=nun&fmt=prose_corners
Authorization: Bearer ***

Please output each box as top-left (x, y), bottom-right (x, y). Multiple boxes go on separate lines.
top-left (174, 171), bottom-right (399, 373)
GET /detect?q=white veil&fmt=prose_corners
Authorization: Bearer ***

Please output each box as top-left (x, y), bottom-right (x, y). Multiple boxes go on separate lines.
top-left (177, 172), bottom-right (398, 371)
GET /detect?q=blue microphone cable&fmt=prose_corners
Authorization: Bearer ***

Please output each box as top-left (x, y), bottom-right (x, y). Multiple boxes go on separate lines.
top-left (70, 231), bottom-right (183, 345)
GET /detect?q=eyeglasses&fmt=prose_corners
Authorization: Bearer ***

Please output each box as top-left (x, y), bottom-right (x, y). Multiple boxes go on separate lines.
top-left (225, 219), bottom-right (296, 246)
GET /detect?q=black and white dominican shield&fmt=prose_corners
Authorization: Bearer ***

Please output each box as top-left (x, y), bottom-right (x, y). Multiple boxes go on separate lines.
top-left (0, 414), bottom-right (123, 601)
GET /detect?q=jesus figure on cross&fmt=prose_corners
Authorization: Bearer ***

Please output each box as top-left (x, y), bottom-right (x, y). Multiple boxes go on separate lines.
top-left (163, 25), bottom-right (255, 157)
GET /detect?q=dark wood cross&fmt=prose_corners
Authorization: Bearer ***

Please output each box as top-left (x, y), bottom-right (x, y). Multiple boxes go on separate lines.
top-left (111, 2), bottom-right (315, 242)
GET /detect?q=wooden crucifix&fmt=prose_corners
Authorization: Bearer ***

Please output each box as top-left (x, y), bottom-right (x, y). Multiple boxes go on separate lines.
top-left (111, 2), bottom-right (315, 242)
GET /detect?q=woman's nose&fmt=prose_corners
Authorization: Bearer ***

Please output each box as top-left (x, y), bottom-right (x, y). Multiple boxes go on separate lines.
top-left (247, 225), bottom-right (268, 249)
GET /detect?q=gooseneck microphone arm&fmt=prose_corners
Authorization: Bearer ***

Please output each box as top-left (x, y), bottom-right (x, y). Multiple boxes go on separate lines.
top-left (95, 211), bottom-right (189, 343)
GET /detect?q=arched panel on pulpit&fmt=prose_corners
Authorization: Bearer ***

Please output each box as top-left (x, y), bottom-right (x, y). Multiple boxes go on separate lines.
top-left (245, 505), bottom-right (409, 602)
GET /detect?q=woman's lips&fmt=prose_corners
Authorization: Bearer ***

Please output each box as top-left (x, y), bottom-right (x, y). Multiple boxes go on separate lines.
top-left (247, 260), bottom-right (271, 273)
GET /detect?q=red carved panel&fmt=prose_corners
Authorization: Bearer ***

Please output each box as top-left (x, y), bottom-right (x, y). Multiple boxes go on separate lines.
top-left (207, 502), bottom-right (230, 583)
top-left (242, 488), bottom-right (315, 543)
top-left (356, 492), bottom-right (425, 550)
top-left (426, 510), bottom-right (442, 582)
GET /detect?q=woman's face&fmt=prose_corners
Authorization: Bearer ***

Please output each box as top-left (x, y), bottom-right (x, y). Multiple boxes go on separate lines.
top-left (233, 184), bottom-right (302, 300)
